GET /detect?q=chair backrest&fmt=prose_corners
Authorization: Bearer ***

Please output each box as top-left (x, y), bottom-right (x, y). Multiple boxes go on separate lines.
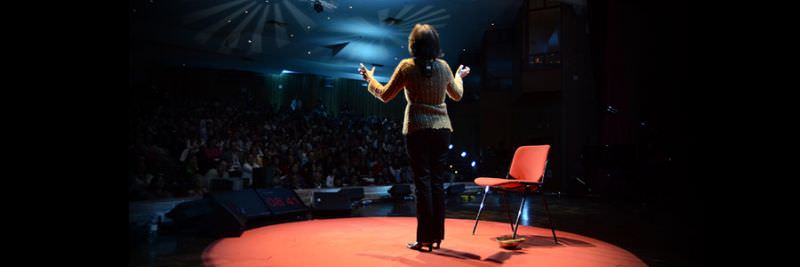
top-left (508, 145), bottom-right (550, 183)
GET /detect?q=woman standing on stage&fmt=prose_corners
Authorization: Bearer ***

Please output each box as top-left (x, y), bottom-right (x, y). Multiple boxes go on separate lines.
top-left (358, 23), bottom-right (470, 252)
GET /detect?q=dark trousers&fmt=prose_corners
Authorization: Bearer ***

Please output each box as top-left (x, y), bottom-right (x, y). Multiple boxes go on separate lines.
top-left (405, 128), bottom-right (451, 243)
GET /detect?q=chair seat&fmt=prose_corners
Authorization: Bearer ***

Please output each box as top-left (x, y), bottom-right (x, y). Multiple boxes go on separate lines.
top-left (474, 177), bottom-right (540, 191)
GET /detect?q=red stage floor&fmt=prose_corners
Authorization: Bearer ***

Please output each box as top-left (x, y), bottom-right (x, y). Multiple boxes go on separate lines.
top-left (202, 217), bottom-right (647, 267)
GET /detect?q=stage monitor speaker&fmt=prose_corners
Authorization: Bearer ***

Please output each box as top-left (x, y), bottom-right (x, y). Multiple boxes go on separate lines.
top-left (209, 190), bottom-right (273, 219)
top-left (312, 191), bottom-right (352, 211)
top-left (339, 187), bottom-right (365, 202)
top-left (166, 198), bottom-right (213, 226)
top-left (255, 188), bottom-right (308, 215)
top-left (208, 198), bottom-right (247, 237)
top-left (388, 184), bottom-right (412, 199)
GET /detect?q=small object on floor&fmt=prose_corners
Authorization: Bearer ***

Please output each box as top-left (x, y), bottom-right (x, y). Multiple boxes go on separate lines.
top-left (496, 235), bottom-right (526, 250)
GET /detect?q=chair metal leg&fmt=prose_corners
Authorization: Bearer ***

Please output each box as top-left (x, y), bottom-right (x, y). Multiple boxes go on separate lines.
top-left (472, 186), bottom-right (490, 235)
top-left (501, 191), bottom-right (515, 232)
top-left (512, 189), bottom-right (528, 239)
top-left (541, 191), bottom-right (558, 244)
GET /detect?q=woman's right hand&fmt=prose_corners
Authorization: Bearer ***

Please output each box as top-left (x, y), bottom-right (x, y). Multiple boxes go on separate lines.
top-left (358, 63), bottom-right (375, 81)
top-left (456, 65), bottom-right (471, 78)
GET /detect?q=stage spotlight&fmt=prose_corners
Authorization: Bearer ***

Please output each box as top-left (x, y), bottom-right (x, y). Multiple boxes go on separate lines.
top-left (471, 161), bottom-right (477, 168)
top-left (448, 144), bottom-right (453, 150)
top-left (314, 0), bottom-right (323, 13)
top-left (383, 17), bottom-right (403, 25)
top-left (460, 152), bottom-right (467, 158)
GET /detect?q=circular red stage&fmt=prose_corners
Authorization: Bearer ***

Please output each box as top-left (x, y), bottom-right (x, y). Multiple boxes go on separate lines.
top-left (202, 217), bottom-right (647, 267)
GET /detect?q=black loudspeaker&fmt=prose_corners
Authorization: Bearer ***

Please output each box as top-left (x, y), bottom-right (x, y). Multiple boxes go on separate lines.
top-left (208, 198), bottom-right (247, 237)
top-left (204, 190), bottom-right (277, 237)
top-left (209, 190), bottom-right (273, 219)
top-left (339, 187), bottom-right (365, 202)
top-left (312, 191), bottom-right (352, 211)
top-left (210, 178), bottom-right (233, 192)
top-left (446, 184), bottom-right (466, 196)
top-left (388, 184), bottom-right (412, 200)
top-left (166, 197), bottom-right (245, 237)
top-left (167, 188), bottom-right (308, 237)
top-left (166, 198), bottom-right (214, 226)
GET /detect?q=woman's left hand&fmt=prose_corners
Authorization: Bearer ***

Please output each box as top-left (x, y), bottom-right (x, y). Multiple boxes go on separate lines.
top-left (358, 63), bottom-right (375, 81)
top-left (457, 65), bottom-right (471, 78)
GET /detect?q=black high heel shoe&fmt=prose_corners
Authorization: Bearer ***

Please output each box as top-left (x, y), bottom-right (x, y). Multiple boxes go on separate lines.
top-left (433, 240), bottom-right (441, 249)
top-left (407, 242), bottom-right (433, 252)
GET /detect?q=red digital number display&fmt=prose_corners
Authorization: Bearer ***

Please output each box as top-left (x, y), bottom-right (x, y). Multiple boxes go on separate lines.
top-left (267, 197), bottom-right (286, 207)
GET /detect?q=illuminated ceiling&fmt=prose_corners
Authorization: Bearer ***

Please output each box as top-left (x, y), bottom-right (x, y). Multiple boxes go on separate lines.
top-left (130, 0), bottom-right (523, 81)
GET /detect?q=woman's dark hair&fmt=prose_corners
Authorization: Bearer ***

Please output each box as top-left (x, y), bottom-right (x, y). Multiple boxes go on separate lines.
top-left (408, 24), bottom-right (441, 78)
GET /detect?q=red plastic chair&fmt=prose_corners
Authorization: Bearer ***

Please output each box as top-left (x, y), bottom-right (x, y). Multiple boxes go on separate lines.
top-left (472, 145), bottom-right (558, 243)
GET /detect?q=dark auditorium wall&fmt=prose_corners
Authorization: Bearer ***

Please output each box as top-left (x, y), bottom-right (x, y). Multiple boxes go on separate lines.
top-left (130, 65), bottom-right (407, 121)
top-left (474, 0), bottom-right (686, 200)
top-left (585, 0), bottom-right (688, 203)
top-left (260, 73), bottom-right (406, 121)
top-left (129, 65), bottom-right (267, 102)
